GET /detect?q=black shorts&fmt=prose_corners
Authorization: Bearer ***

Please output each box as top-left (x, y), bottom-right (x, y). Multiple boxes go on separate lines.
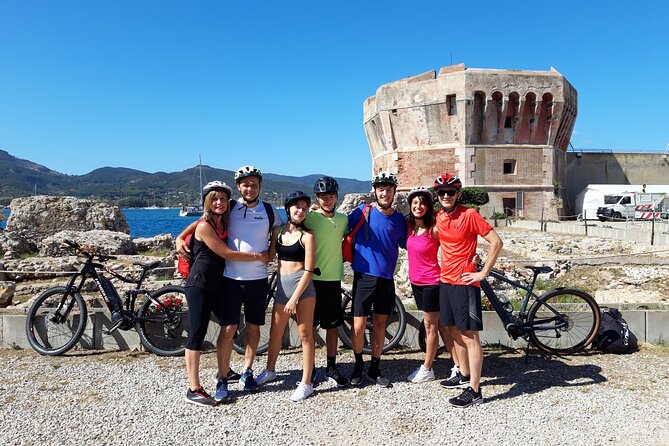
top-left (411, 284), bottom-right (440, 313)
top-left (439, 282), bottom-right (483, 331)
top-left (352, 272), bottom-right (395, 317)
top-left (313, 280), bottom-right (344, 329)
top-left (219, 277), bottom-right (269, 326)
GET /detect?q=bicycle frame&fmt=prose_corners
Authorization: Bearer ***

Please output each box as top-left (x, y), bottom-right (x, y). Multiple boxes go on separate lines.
top-left (480, 268), bottom-right (571, 339)
top-left (55, 247), bottom-right (173, 327)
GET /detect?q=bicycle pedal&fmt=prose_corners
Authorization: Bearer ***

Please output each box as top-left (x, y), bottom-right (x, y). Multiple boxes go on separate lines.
top-left (106, 319), bottom-right (124, 334)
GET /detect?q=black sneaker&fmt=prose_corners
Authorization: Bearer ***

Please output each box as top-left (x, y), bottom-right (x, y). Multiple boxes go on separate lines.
top-left (226, 369), bottom-right (241, 383)
top-left (440, 371), bottom-right (470, 389)
top-left (365, 370), bottom-right (391, 388)
top-left (326, 366), bottom-right (350, 388)
top-left (350, 366), bottom-right (364, 386)
top-left (449, 386), bottom-right (483, 408)
top-left (185, 386), bottom-right (217, 407)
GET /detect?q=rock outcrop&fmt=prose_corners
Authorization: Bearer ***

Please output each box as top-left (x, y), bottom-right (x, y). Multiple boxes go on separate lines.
top-left (338, 192), bottom-right (412, 216)
top-left (133, 234), bottom-right (174, 253)
top-left (0, 231), bottom-right (37, 259)
top-left (6, 196), bottom-right (129, 242)
top-left (0, 281), bottom-right (15, 308)
top-left (40, 230), bottom-right (136, 256)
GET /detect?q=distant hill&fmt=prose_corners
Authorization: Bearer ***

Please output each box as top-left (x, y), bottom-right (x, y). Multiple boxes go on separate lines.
top-left (0, 149), bottom-right (369, 207)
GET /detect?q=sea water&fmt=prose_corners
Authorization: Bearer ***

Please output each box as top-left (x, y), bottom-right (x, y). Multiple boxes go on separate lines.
top-left (1, 207), bottom-right (289, 238)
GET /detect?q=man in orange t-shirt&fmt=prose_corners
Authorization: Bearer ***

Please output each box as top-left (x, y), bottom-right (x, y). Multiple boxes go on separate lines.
top-left (434, 173), bottom-right (503, 408)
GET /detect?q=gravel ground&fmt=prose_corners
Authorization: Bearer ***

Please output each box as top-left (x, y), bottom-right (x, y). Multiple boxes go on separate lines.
top-left (1, 346), bottom-right (668, 446)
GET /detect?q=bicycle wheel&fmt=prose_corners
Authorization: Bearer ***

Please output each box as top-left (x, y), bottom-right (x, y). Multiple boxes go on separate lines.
top-left (527, 288), bottom-right (600, 355)
top-left (417, 321), bottom-right (447, 357)
top-left (136, 286), bottom-right (189, 356)
top-left (26, 286), bottom-right (88, 355)
top-left (338, 289), bottom-right (407, 354)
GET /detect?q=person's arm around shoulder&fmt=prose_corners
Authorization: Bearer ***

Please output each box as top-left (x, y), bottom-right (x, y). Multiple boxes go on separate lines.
top-left (176, 219), bottom-right (200, 259)
top-left (284, 231), bottom-right (316, 314)
top-left (197, 222), bottom-right (268, 263)
top-left (461, 228), bottom-right (503, 285)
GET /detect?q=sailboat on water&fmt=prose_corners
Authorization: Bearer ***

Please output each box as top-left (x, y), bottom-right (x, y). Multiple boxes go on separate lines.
top-left (179, 156), bottom-right (205, 217)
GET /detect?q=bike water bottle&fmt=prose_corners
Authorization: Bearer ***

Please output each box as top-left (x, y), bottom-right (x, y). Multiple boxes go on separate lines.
top-left (498, 292), bottom-right (514, 313)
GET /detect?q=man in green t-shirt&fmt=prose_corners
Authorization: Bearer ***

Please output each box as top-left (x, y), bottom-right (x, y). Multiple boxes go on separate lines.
top-left (305, 176), bottom-right (350, 387)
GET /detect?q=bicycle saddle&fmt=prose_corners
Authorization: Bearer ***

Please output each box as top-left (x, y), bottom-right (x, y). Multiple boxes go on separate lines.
top-left (524, 265), bottom-right (553, 274)
top-left (133, 260), bottom-right (163, 271)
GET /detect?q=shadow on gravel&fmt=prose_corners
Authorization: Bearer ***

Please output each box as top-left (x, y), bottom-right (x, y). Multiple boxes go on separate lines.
top-left (480, 346), bottom-right (607, 403)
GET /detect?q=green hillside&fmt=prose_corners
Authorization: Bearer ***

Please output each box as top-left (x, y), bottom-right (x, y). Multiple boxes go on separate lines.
top-left (0, 149), bottom-right (369, 207)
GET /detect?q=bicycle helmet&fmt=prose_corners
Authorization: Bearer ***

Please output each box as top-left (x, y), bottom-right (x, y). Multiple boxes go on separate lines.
top-left (284, 190), bottom-right (311, 209)
top-left (407, 186), bottom-right (433, 203)
top-left (433, 173), bottom-right (462, 189)
top-left (202, 180), bottom-right (232, 203)
top-left (234, 165), bottom-right (263, 183)
top-left (372, 171), bottom-right (398, 187)
top-left (313, 176), bottom-right (339, 194)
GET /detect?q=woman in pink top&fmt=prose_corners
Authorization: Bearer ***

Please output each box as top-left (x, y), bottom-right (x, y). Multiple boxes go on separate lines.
top-left (405, 187), bottom-right (459, 383)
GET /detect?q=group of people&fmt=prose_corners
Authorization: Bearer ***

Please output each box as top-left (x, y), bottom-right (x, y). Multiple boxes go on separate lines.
top-left (176, 164), bottom-right (502, 409)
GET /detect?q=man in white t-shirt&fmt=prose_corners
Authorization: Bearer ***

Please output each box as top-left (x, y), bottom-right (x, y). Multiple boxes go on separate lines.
top-left (177, 165), bottom-right (281, 394)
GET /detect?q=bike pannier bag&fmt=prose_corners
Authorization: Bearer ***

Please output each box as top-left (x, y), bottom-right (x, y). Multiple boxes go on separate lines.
top-left (593, 307), bottom-right (638, 354)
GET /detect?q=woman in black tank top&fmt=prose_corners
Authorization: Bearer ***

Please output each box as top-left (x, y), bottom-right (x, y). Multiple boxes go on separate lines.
top-left (183, 181), bottom-right (269, 406)
top-left (256, 191), bottom-right (317, 402)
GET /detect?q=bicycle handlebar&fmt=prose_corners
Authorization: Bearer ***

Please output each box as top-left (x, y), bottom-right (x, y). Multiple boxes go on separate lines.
top-left (63, 239), bottom-right (117, 262)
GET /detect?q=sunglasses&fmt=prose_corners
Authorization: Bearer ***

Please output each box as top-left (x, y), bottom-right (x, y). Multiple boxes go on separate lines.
top-left (437, 189), bottom-right (458, 197)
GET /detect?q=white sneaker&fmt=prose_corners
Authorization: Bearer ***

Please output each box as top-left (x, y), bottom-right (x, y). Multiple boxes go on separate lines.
top-left (409, 365), bottom-right (435, 383)
top-left (290, 382), bottom-right (314, 402)
top-left (407, 366), bottom-right (421, 382)
top-left (256, 369), bottom-right (277, 386)
top-left (449, 365), bottom-right (460, 380)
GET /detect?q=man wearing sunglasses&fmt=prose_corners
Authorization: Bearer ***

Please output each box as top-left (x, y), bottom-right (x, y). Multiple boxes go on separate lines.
top-left (433, 173), bottom-right (503, 408)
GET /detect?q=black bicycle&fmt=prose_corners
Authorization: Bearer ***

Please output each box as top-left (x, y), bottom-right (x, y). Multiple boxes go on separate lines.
top-left (418, 264), bottom-right (601, 356)
top-left (232, 272), bottom-right (408, 355)
top-left (26, 240), bottom-right (189, 356)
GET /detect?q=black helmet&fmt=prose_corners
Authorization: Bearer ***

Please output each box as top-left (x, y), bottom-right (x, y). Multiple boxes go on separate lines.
top-left (202, 181), bottom-right (232, 204)
top-left (313, 176), bottom-right (339, 194)
top-left (284, 190), bottom-right (311, 209)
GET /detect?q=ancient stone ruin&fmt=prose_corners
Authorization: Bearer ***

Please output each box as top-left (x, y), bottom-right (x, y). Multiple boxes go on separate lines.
top-left (363, 63), bottom-right (577, 220)
top-left (6, 195), bottom-right (129, 241)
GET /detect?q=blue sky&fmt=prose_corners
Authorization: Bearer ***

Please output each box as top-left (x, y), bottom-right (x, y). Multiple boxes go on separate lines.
top-left (1, 1), bottom-right (667, 181)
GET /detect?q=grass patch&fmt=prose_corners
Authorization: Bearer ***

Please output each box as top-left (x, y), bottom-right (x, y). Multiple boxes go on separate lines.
top-left (138, 247), bottom-right (172, 257)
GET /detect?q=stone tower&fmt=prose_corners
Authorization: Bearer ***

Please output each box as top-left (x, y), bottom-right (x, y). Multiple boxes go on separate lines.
top-left (363, 64), bottom-right (577, 220)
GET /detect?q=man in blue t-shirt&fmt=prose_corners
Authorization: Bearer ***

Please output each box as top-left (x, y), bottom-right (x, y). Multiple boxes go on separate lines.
top-left (348, 171), bottom-right (406, 387)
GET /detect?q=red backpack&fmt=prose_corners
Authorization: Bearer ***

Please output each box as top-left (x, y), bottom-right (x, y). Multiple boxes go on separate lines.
top-left (177, 233), bottom-right (196, 279)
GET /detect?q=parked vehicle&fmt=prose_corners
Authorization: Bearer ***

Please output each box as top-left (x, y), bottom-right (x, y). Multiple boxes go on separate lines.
top-left (575, 184), bottom-right (669, 220)
top-left (596, 192), bottom-right (668, 221)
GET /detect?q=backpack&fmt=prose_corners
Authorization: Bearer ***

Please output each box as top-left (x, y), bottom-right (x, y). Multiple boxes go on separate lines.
top-left (177, 232), bottom-right (196, 279)
top-left (592, 307), bottom-right (638, 354)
